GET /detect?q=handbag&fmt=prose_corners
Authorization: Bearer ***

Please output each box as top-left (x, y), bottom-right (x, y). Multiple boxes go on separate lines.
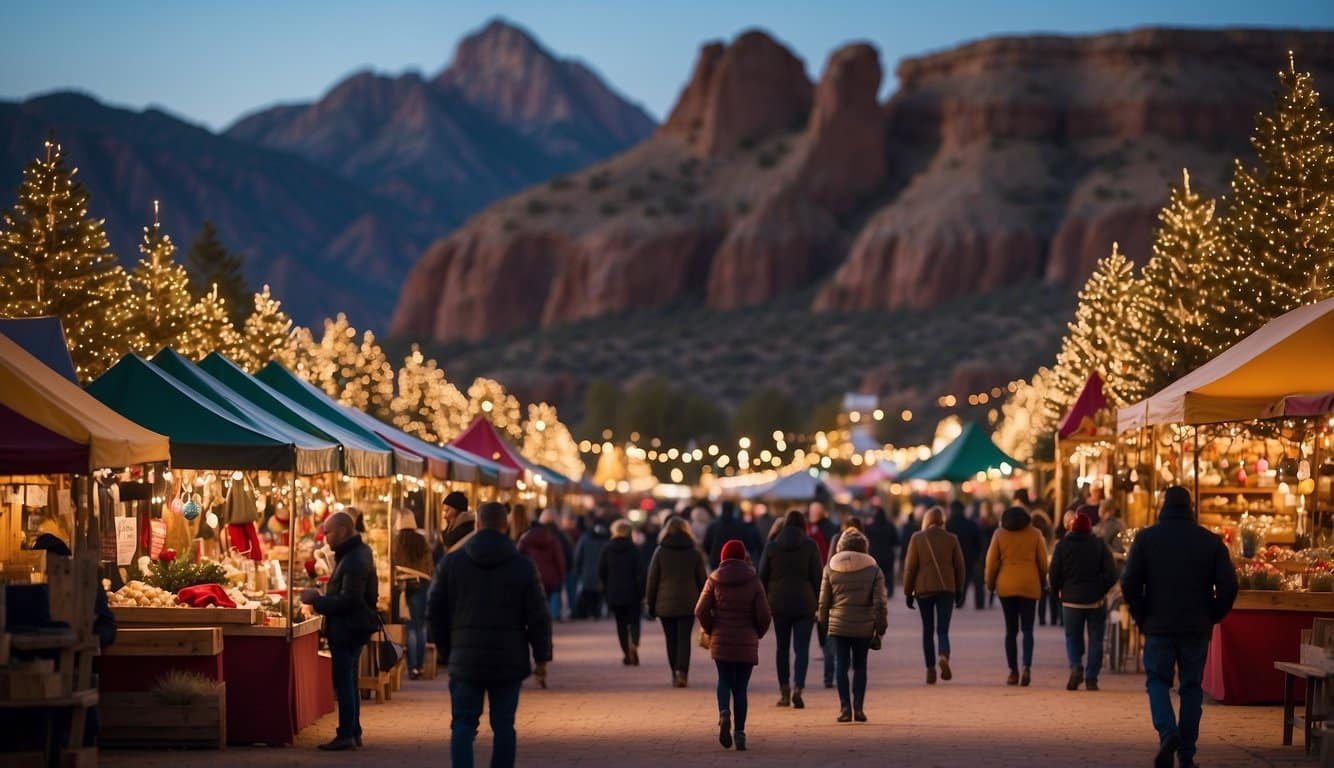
top-left (868, 563), bottom-right (884, 652)
top-left (375, 614), bottom-right (405, 672)
top-left (698, 629), bottom-right (711, 650)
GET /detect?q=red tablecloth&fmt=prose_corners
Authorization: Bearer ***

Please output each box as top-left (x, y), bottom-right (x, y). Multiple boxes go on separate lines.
top-left (1204, 608), bottom-right (1334, 704)
top-left (223, 629), bottom-right (334, 745)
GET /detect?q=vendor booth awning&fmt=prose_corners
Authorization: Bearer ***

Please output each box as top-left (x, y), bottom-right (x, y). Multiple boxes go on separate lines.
top-left (740, 468), bottom-right (824, 501)
top-left (254, 362), bottom-right (419, 478)
top-left (847, 460), bottom-right (898, 489)
top-left (1060, 372), bottom-right (1108, 439)
top-left (1118, 297), bottom-right (1334, 432)
top-left (1, 333), bottom-right (169, 472)
top-left (0, 317), bottom-right (79, 383)
top-left (148, 349), bottom-right (342, 476)
top-left (87, 355), bottom-right (297, 471)
top-left (898, 422), bottom-right (1024, 483)
top-left (448, 416), bottom-right (553, 489)
top-left (327, 402), bottom-right (495, 484)
top-left (196, 352), bottom-right (396, 478)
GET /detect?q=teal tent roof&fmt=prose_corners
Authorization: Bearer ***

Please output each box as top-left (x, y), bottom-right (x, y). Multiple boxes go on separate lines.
top-left (197, 352), bottom-right (396, 478)
top-left (255, 362), bottom-right (422, 477)
top-left (897, 422), bottom-right (1024, 483)
top-left (87, 354), bottom-right (295, 471)
top-left (150, 349), bottom-right (340, 475)
top-left (329, 397), bottom-right (506, 485)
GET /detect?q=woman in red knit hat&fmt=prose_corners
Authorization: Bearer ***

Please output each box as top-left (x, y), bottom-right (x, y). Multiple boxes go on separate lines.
top-left (695, 539), bottom-right (772, 752)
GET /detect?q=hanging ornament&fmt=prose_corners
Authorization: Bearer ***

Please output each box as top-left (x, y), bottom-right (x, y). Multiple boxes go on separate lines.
top-left (1256, 457), bottom-right (1270, 474)
top-left (170, 497), bottom-right (183, 516)
top-left (1278, 457), bottom-right (1299, 482)
top-left (1298, 460), bottom-right (1311, 480)
top-left (182, 496), bottom-right (201, 521)
top-left (1238, 467), bottom-right (1248, 486)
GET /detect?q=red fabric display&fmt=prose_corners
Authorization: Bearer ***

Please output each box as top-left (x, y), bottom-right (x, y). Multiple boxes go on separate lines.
top-left (176, 583), bottom-right (237, 608)
top-left (227, 521), bottom-right (263, 561)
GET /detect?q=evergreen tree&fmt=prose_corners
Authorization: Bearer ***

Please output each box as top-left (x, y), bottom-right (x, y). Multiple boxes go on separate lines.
top-left (522, 402), bottom-right (586, 480)
top-left (1043, 243), bottom-right (1142, 429)
top-left (1200, 52), bottom-right (1334, 356)
top-left (1130, 169), bottom-right (1221, 394)
top-left (0, 135), bottom-right (131, 380)
top-left (186, 220), bottom-right (249, 324)
top-left (391, 345), bottom-right (467, 443)
top-left (126, 201), bottom-right (196, 355)
top-left (467, 377), bottom-right (523, 442)
top-left (239, 285), bottom-right (294, 372)
top-left (178, 282), bottom-right (243, 361)
top-left (299, 314), bottom-right (396, 419)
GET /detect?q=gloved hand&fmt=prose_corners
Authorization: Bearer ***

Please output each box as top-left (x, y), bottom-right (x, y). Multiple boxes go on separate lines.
top-left (905, 594), bottom-right (915, 610)
top-left (954, 592), bottom-right (966, 609)
top-left (534, 661), bottom-right (548, 689)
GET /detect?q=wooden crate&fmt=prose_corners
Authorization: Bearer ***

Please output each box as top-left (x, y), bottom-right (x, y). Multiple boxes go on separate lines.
top-left (101, 682), bottom-right (226, 749)
top-left (103, 627), bottom-right (223, 657)
top-left (0, 663), bottom-right (61, 699)
top-left (112, 605), bottom-right (262, 626)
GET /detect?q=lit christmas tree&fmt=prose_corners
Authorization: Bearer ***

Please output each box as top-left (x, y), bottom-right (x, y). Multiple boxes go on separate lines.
top-left (356, 329), bottom-right (396, 422)
top-left (238, 285), bottom-right (294, 372)
top-left (391, 345), bottom-right (467, 443)
top-left (0, 135), bottom-right (131, 379)
top-left (522, 402), bottom-right (586, 480)
top-left (1201, 52), bottom-right (1334, 356)
top-left (994, 368), bottom-right (1053, 463)
top-left (1130, 169), bottom-right (1221, 393)
top-left (281, 324), bottom-right (319, 375)
top-left (178, 282), bottom-right (243, 361)
top-left (126, 201), bottom-right (197, 356)
top-left (1044, 243), bottom-right (1142, 428)
top-left (296, 314), bottom-right (396, 419)
top-left (468, 377), bottom-right (523, 442)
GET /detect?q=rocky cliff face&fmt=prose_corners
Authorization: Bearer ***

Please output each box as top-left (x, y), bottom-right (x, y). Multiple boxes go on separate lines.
top-left (391, 27), bottom-right (1334, 343)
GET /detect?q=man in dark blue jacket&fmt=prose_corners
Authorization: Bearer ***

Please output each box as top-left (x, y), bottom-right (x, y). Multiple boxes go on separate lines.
top-left (704, 501), bottom-right (761, 568)
top-left (431, 502), bottom-right (553, 768)
top-left (1121, 486), bottom-right (1238, 768)
top-left (945, 501), bottom-right (983, 609)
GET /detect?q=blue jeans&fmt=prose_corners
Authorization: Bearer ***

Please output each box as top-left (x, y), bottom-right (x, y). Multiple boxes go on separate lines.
top-left (715, 661), bottom-right (753, 731)
top-left (547, 589), bottom-right (562, 622)
top-left (917, 595), bottom-right (954, 667)
top-left (1000, 596), bottom-right (1036, 670)
top-left (1062, 606), bottom-right (1107, 679)
top-left (450, 677), bottom-right (523, 768)
top-left (833, 635), bottom-right (871, 709)
top-left (563, 571), bottom-right (578, 619)
top-left (330, 643), bottom-right (364, 739)
top-left (1144, 633), bottom-right (1209, 763)
top-left (773, 614), bottom-right (814, 689)
top-left (404, 584), bottom-right (428, 671)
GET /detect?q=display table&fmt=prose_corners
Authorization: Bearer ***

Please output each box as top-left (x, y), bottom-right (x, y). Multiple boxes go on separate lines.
top-left (1203, 592), bottom-right (1334, 705)
top-left (100, 618), bottom-right (332, 745)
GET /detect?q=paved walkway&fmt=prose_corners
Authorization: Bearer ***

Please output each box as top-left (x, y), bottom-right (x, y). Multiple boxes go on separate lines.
top-left (103, 600), bottom-right (1309, 767)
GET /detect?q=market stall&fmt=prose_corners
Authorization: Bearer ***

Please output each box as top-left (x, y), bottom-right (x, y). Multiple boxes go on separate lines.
top-left (898, 421), bottom-right (1026, 490)
top-left (1117, 297), bottom-right (1334, 704)
top-left (449, 415), bottom-right (570, 512)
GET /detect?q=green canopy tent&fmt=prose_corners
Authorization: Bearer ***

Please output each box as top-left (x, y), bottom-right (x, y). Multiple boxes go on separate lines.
top-left (149, 348), bottom-right (341, 476)
top-left (254, 362), bottom-right (423, 478)
top-left (897, 422), bottom-right (1024, 483)
top-left (86, 355), bottom-right (297, 471)
top-left (196, 352), bottom-right (396, 478)
top-left (328, 400), bottom-right (506, 486)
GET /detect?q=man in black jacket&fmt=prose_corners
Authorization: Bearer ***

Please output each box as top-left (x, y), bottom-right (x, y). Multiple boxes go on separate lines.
top-left (431, 502), bottom-right (552, 768)
top-left (945, 501), bottom-right (983, 609)
top-left (703, 501), bottom-right (760, 568)
top-left (1121, 486), bottom-right (1238, 768)
top-left (1048, 509), bottom-right (1116, 691)
top-left (302, 510), bottom-right (378, 751)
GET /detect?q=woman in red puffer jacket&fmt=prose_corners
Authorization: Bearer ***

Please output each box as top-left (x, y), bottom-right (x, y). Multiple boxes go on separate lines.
top-left (518, 514), bottom-right (567, 622)
top-left (696, 539), bottom-right (771, 753)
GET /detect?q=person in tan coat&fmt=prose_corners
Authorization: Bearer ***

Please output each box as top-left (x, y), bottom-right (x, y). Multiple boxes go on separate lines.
top-left (818, 530), bottom-right (887, 723)
top-left (903, 507), bottom-right (966, 684)
top-left (985, 505), bottom-right (1049, 686)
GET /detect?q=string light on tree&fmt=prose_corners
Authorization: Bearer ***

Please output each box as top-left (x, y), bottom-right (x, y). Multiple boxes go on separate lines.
top-left (126, 201), bottom-right (197, 356)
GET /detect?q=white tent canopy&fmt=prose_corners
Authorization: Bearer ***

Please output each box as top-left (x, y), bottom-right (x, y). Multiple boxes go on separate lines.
top-left (1117, 297), bottom-right (1334, 432)
top-left (739, 467), bottom-right (823, 501)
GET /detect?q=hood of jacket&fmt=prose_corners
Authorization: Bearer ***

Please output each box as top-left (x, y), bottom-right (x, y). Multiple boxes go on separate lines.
top-left (606, 537), bottom-right (635, 555)
top-left (774, 524), bottom-right (807, 551)
top-left (463, 528), bottom-right (519, 569)
top-left (828, 550), bottom-right (878, 574)
top-left (710, 558), bottom-right (757, 586)
top-left (659, 532), bottom-right (696, 550)
top-left (1001, 507), bottom-right (1032, 532)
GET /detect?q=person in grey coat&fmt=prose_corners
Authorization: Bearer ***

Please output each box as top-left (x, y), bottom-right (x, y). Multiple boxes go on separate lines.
top-left (818, 530), bottom-right (888, 724)
top-left (646, 515), bottom-right (708, 687)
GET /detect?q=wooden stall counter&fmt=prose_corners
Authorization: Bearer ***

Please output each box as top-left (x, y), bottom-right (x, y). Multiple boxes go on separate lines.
top-left (1204, 591), bottom-right (1334, 705)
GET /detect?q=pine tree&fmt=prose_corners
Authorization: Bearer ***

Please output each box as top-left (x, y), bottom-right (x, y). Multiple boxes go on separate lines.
top-left (0, 135), bottom-right (132, 380)
top-left (186, 220), bottom-right (249, 324)
top-left (994, 368), bottom-right (1053, 463)
top-left (1200, 52), bottom-right (1334, 356)
top-left (239, 285), bottom-right (294, 372)
top-left (178, 283), bottom-right (243, 361)
top-left (522, 402), bottom-right (586, 480)
top-left (356, 329), bottom-right (396, 422)
top-left (1044, 243), bottom-right (1142, 429)
top-left (467, 377), bottom-right (523, 442)
top-left (126, 201), bottom-right (197, 355)
top-left (1130, 169), bottom-right (1222, 394)
top-left (391, 345), bottom-right (467, 443)
top-left (296, 314), bottom-right (395, 418)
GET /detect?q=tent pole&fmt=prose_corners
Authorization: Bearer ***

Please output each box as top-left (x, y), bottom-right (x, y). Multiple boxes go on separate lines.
top-left (1054, 434), bottom-right (1064, 517)
top-left (288, 467), bottom-right (296, 642)
top-left (1193, 426), bottom-right (1201, 523)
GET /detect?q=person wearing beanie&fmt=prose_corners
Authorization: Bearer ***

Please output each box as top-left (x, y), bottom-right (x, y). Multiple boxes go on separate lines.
top-left (599, 519), bottom-right (645, 665)
top-left (904, 507), bottom-right (966, 685)
top-left (696, 538), bottom-right (771, 752)
top-left (438, 491), bottom-right (475, 557)
top-left (1048, 508), bottom-right (1116, 691)
top-left (393, 512), bottom-right (433, 679)
top-left (1122, 486), bottom-right (1237, 768)
top-left (985, 505), bottom-right (1048, 687)
top-left (818, 529), bottom-right (888, 723)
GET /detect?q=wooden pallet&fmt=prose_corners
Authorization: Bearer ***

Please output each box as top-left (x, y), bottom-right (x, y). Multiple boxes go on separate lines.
top-left (101, 683), bottom-right (227, 749)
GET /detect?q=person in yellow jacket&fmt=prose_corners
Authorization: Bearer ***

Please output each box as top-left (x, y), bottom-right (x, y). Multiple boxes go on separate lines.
top-left (985, 505), bottom-right (1049, 687)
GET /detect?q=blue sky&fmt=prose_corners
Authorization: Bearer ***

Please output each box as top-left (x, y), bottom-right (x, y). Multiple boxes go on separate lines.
top-left (3, 0), bottom-right (1331, 131)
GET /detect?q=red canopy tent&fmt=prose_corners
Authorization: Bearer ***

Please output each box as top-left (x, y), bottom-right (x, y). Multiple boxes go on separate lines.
top-left (450, 416), bottom-right (525, 471)
top-left (1058, 371), bottom-right (1108, 439)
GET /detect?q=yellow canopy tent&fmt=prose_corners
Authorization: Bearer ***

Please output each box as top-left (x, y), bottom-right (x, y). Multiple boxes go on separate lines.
top-left (0, 332), bottom-right (169, 471)
top-left (1118, 297), bottom-right (1334, 432)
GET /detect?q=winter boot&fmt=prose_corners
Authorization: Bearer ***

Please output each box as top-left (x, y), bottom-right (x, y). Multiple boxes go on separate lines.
top-left (734, 732), bottom-right (747, 751)
top-left (719, 710), bottom-right (733, 749)
top-left (629, 643), bottom-right (639, 666)
top-left (1020, 667), bottom-right (1032, 687)
top-left (1006, 669), bottom-right (1019, 686)
top-left (777, 686), bottom-right (791, 707)
top-left (938, 654), bottom-right (952, 681)
top-left (1085, 677), bottom-right (1099, 691)
top-left (1066, 667), bottom-right (1083, 691)
top-left (837, 706), bottom-right (853, 723)
top-left (791, 688), bottom-right (805, 709)
top-left (926, 667), bottom-right (937, 684)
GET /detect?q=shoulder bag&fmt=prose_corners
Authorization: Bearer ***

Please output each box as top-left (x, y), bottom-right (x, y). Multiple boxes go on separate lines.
top-left (375, 613), bottom-right (405, 672)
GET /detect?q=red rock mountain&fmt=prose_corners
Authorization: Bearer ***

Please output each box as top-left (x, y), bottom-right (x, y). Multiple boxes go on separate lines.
top-left (227, 19), bottom-right (655, 224)
top-left (392, 27), bottom-right (1334, 343)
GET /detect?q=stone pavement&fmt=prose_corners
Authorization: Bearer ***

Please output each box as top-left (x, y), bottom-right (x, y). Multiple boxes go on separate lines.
top-left (102, 600), bottom-right (1311, 767)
